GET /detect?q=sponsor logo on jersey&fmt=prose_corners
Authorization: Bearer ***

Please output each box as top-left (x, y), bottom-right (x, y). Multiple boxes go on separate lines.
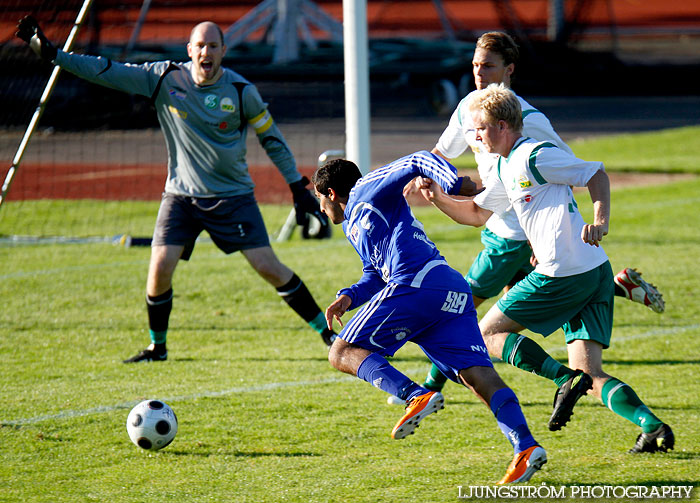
top-left (220, 97), bottom-right (235, 112)
top-left (518, 175), bottom-right (532, 188)
top-left (168, 88), bottom-right (187, 100)
top-left (168, 105), bottom-right (187, 119)
top-left (390, 327), bottom-right (411, 341)
top-left (370, 246), bottom-right (384, 272)
top-left (413, 231), bottom-right (433, 247)
top-left (349, 223), bottom-right (359, 244)
top-left (380, 265), bottom-right (390, 282)
top-left (204, 94), bottom-right (218, 109)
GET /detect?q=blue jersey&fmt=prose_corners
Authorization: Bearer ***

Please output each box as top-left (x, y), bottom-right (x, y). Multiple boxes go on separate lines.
top-left (338, 151), bottom-right (468, 309)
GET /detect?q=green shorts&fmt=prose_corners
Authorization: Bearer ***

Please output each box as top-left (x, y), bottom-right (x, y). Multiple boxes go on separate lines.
top-left (496, 261), bottom-right (614, 348)
top-left (466, 228), bottom-right (534, 299)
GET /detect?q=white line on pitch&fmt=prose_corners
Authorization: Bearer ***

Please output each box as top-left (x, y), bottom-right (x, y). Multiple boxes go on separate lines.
top-left (2, 324), bottom-right (697, 427)
top-left (1, 375), bottom-right (359, 427)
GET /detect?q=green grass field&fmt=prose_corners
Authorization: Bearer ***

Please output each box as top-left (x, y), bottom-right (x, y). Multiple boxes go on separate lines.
top-left (1, 128), bottom-right (700, 502)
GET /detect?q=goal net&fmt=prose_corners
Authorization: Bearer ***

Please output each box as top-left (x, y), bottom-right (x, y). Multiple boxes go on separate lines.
top-left (0, 0), bottom-right (345, 243)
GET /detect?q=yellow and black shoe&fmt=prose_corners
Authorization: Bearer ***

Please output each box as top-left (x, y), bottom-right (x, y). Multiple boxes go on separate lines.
top-left (629, 424), bottom-right (675, 453)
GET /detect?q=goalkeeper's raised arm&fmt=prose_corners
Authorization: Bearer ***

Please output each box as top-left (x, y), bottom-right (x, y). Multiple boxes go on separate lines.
top-left (15, 18), bottom-right (338, 360)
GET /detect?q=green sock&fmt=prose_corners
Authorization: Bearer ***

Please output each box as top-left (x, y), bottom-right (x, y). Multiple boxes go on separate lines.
top-left (424, 364), bottom-right (448, 391)
top-left (601, 378), bottom-right (664, 433)
top-left (501, 332), bottom-right (576, 387)
top-left (149, 329), bottom-right (167, 345)
top-left (309, 312), bottom-right (328, 335)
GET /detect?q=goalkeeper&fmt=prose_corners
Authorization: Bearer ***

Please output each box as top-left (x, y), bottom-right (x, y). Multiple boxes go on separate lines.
top-left (16, 18), bottom-right (336, 360)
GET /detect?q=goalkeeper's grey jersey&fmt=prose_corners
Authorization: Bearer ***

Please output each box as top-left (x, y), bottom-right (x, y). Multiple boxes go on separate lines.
top-left (55, 51), bottom-right (300, 197)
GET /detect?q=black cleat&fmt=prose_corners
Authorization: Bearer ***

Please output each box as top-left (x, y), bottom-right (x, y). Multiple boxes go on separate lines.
top-left (629, 424), bottom-right (675, 453)
top-left (321, 328), bottom-right (337, 347)
top-left (123, 347), bottom-right (167, 363)
top-left (548, 371), bottom-right (593, 431)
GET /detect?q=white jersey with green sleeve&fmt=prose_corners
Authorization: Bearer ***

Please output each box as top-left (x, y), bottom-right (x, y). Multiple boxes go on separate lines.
top-left (473, 138), bottom-right (608, 277)
top-left (54, 50), bottom-right (300, 198)
top-left (435, 92), bottom-right (572, 240)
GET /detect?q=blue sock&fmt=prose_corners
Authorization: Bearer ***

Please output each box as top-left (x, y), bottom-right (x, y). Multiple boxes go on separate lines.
top-left (490, 387), bottom-right (537, 454)
top-left (357, 353), bottom-right (428, 400)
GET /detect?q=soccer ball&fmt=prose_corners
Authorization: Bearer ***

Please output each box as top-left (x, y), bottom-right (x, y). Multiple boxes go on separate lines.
top-left (126, 400), bottom-right (178, 451)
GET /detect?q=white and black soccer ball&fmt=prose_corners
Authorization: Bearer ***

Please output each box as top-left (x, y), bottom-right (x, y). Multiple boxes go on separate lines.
top-left (126, 400), bottom-right (178, 451)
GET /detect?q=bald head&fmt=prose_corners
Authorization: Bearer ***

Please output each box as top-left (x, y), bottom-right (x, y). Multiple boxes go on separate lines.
top-left (190, 22), bottom-right (224, 46)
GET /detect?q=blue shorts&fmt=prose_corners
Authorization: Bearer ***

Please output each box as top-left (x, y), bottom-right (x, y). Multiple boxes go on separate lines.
top-left (339, 283), bottom-right (493, 382)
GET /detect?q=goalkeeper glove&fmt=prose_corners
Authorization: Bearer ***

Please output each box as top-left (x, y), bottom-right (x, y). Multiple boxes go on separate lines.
top-left (289, 176), bottom-right (329, 228)
top-left (16, 15), bottom-right (57, 62)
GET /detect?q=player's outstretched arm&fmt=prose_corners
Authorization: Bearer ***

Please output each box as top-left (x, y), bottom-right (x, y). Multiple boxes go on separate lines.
top-left (416, 177), bottom-right (491, 227)
top-left (582, 168), bottom-right (610, 247)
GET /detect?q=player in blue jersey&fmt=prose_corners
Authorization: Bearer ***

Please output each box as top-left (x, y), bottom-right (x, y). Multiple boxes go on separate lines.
top-left (311, 152), bottom-right (547, 484)
top-left (16, 17), bottom-right (336, 359)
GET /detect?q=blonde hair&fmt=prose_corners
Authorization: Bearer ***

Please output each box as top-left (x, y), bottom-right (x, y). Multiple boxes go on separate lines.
top-left (467, 83), bottom-right (523, 132)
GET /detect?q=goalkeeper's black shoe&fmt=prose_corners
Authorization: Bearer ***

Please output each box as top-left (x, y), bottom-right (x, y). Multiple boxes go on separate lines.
top-left (123, 346), bottom-right (167, 363)
top-left (629, 424), bottom-right (675, 453)
top-left (321, 328), bottom-right (337, 347)
top-left (548, 370), bottom-right (593, 431)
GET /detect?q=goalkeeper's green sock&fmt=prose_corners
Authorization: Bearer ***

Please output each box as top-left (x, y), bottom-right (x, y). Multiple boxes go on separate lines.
top-left (308, 312), bottom-right (328, 335)
top-left (501, 332), bottom-right (576, 387)
top-left (147, 288), bottom-right (172, 347)
top-left (149, 330), bottom-right (167, 346)
top-left (602, 378), bottom-right (664, 433)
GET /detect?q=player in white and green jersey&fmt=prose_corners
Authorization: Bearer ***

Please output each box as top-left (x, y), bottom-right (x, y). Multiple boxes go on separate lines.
top-left (416, 83), bottom-right (673, 453)
top-left (16, 18), bottom-right (337, 360)
top-left (408, 31), bottom-right (664, 397)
